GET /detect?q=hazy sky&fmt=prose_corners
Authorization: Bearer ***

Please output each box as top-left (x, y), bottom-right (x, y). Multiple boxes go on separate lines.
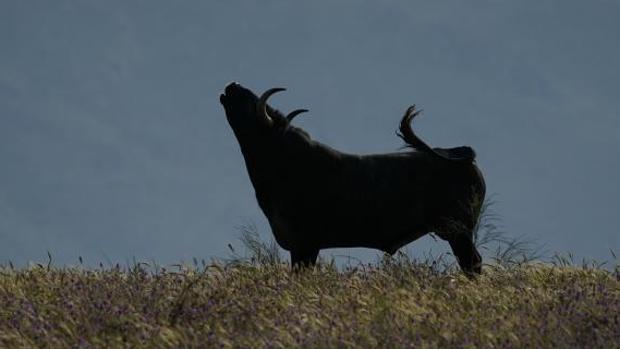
top-left (1, 1), bottom-right (619, 266)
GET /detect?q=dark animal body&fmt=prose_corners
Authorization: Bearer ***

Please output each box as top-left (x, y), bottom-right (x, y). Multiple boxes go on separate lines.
top-left (220, 83), bottom-right (486, 275)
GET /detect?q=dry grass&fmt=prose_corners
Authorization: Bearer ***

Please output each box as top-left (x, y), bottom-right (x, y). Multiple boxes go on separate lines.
top-left (0, 255), bottom-right (618, 348)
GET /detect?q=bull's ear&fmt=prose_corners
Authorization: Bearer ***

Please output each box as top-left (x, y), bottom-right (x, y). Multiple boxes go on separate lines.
top-left (257, 87), bottom-right (286, 127)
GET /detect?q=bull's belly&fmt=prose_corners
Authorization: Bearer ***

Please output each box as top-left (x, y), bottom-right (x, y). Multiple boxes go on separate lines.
top-left (263, 191), bottom-right (435, 252)
top-left (319, 215), bottom-right (429, 248)
top-left (316, 228), bottom-right (429, 253)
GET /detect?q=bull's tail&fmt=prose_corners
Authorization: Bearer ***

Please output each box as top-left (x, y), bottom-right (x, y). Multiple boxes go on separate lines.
top-left (396, 105), bottom-right (476, 162)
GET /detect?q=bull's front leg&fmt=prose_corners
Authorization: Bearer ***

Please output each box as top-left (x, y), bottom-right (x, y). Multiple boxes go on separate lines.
top-left (290, 249), bottom-right (319, 270)
top-left (448, 234), bottom-right (482, 277)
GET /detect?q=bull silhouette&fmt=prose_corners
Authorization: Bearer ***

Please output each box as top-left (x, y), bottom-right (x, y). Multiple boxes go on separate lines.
top-left (220, 82), bottom-right (486, 275)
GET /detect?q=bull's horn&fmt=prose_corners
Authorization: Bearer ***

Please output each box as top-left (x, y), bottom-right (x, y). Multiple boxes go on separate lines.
top-left (257, 87), bottom-right (286, 126)
top-left (286, 109), bottom-right (309, 122)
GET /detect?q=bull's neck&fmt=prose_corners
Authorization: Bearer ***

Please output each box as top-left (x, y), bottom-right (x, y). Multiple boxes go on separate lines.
top-left (239, 146), bottom-right (280, 196)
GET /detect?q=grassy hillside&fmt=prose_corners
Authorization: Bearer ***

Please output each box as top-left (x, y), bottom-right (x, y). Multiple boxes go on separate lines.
top-left (0, 255), bottom-right (618, 348)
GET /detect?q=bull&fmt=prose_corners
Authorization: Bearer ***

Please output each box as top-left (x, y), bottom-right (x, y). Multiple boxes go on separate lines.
top-left (219, 82), bottom-right (486, 275)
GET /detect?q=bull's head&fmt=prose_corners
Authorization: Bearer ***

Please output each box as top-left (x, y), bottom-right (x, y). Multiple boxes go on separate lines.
top-left (219, 82), bottom-right (310, 180)
top-left (219, 82), bottom-right (307, 140)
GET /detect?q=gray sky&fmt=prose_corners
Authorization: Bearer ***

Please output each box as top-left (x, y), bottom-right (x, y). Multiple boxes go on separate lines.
top-left (1, 1), bottom-right (618, 266)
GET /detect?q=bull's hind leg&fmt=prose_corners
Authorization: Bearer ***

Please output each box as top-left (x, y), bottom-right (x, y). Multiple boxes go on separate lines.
top-left (290, 249), bottom-right (319, 270)
top-left (447, 234), bottom-right (482, 276)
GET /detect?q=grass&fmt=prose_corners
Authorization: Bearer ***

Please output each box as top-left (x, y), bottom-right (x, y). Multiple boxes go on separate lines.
top-left (0, 253), bottom-right (618, 348)
top-left (1, 202), bottom-right (618, 348)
